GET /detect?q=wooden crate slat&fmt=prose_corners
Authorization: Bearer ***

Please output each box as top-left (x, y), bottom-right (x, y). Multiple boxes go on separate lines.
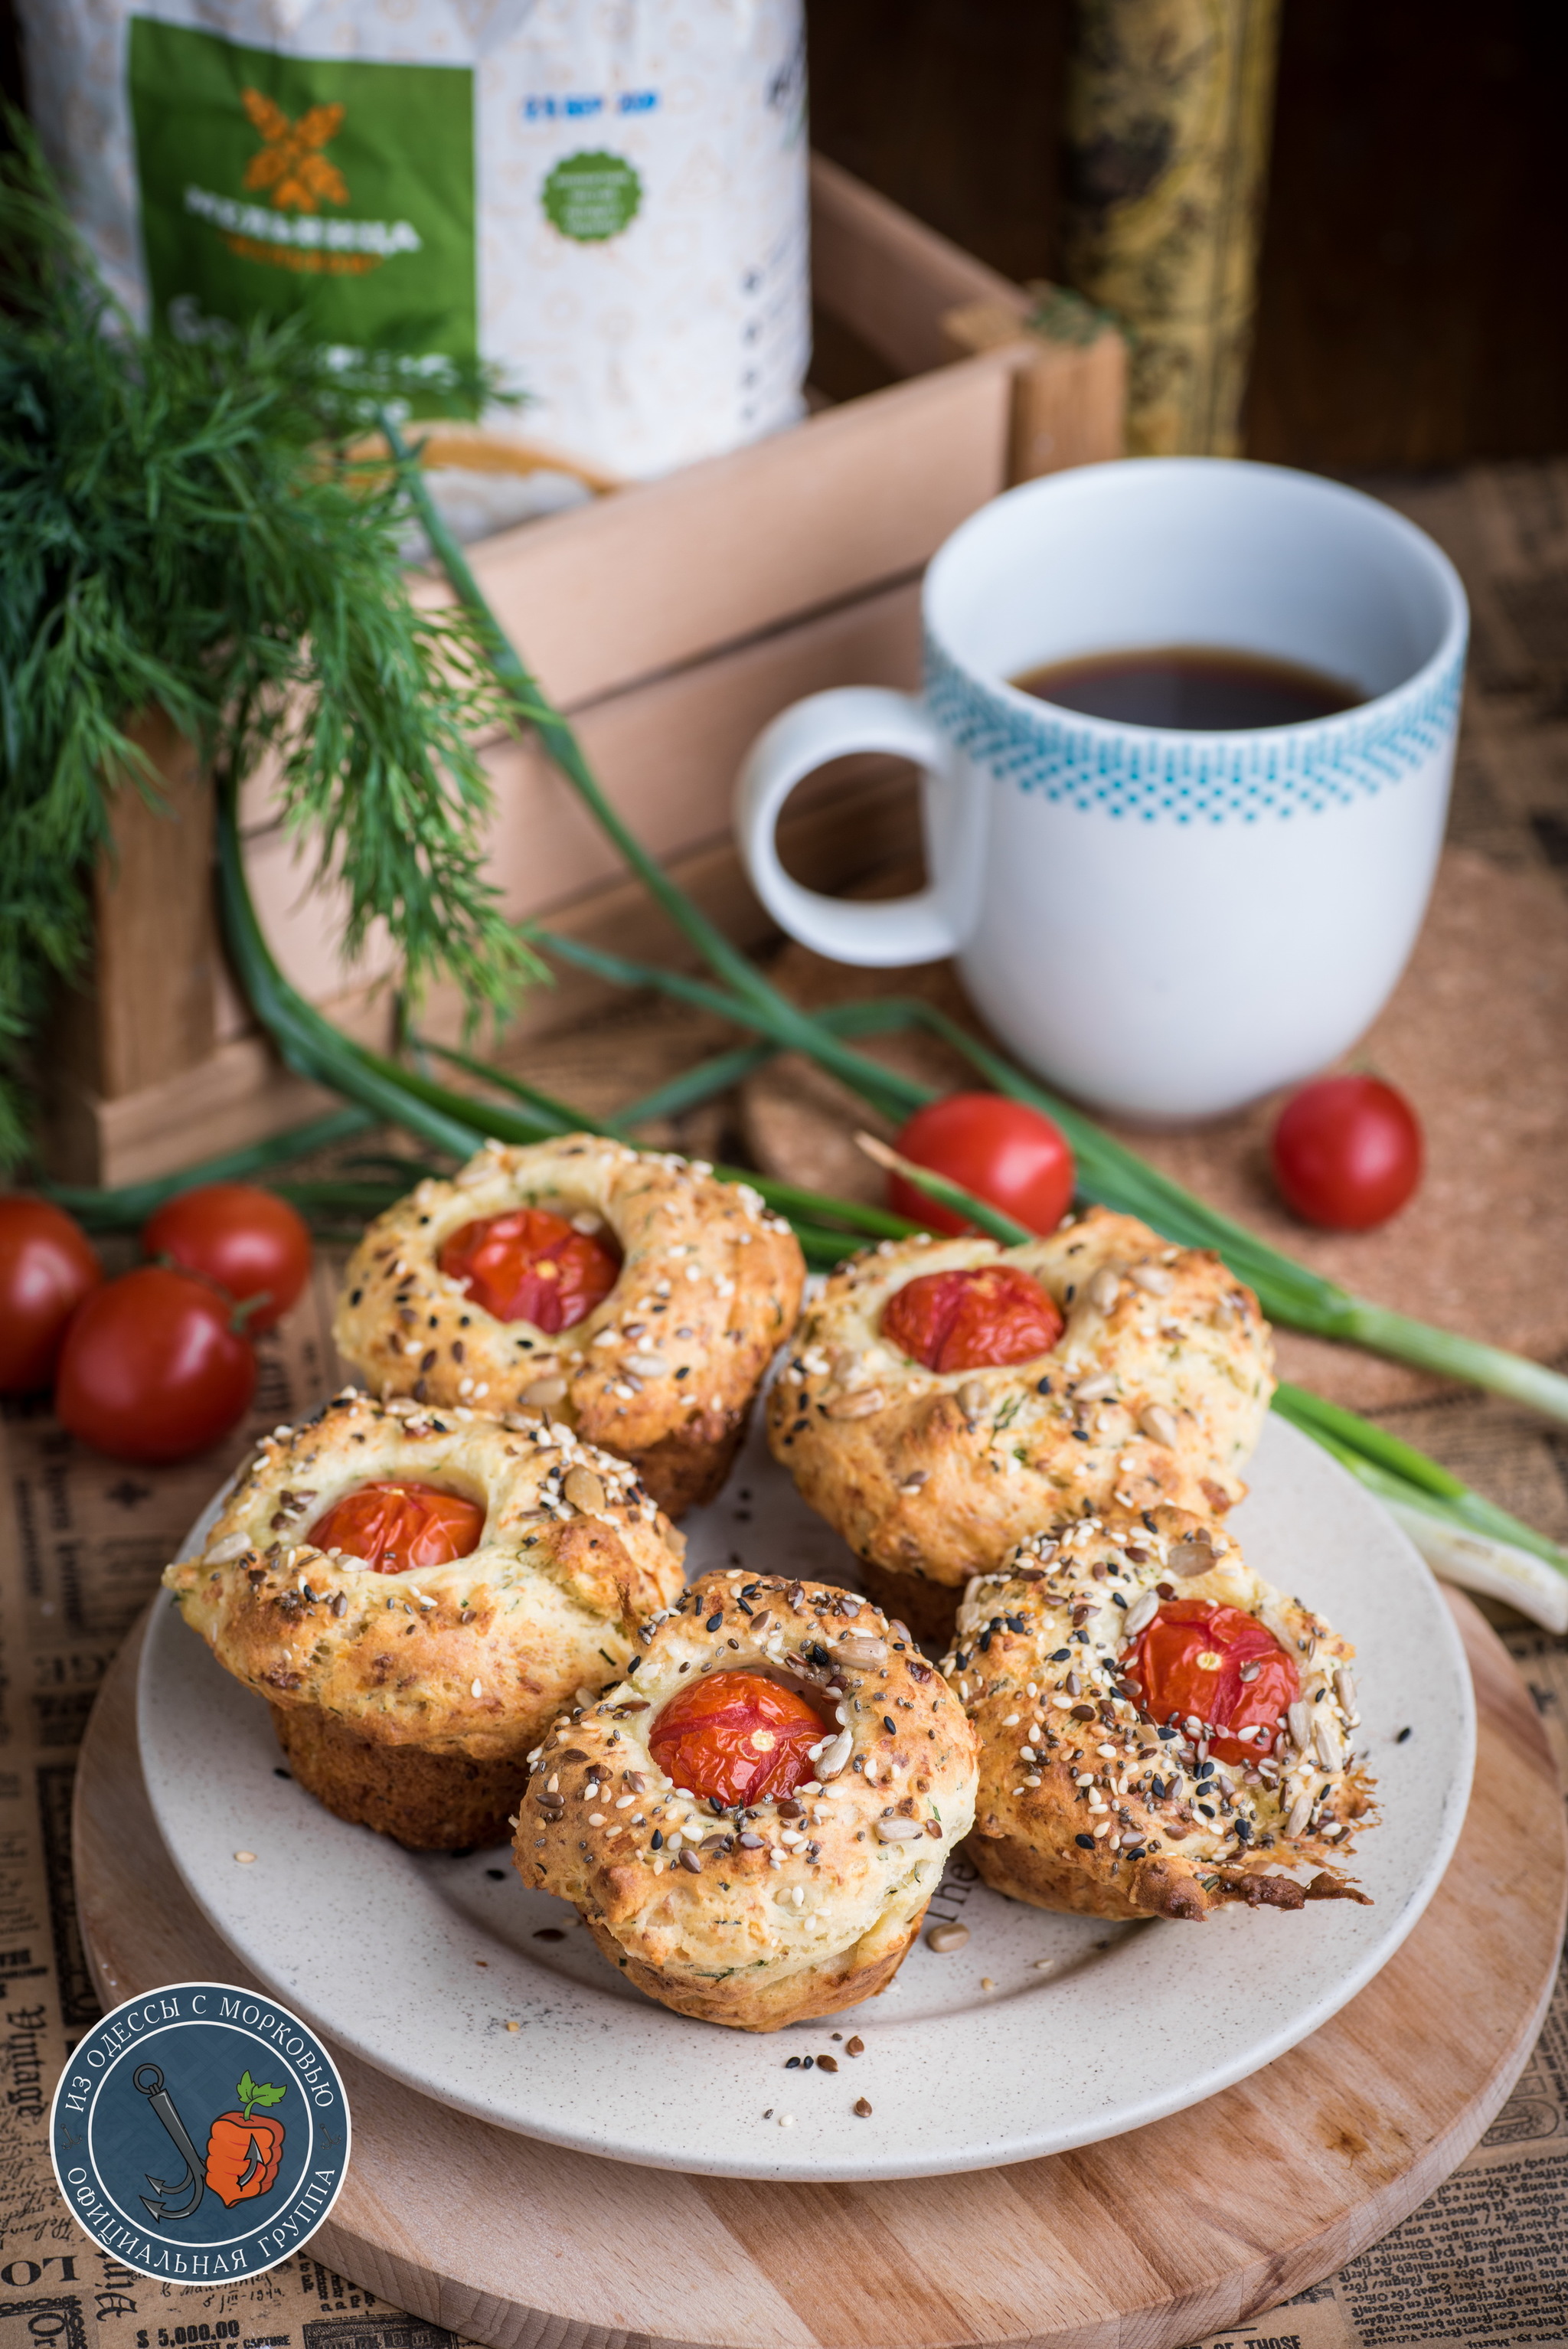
top-left (237, 578), bottom-right (923, 1018)
top-left (809, 152), bottom-right (1023, 374)
top-left (419, 347), bottom-right (1017, 712)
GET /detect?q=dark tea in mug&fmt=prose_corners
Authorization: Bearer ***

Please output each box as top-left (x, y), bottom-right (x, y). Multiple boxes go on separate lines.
top-left (1011, 645), bottom-right (1364, 731)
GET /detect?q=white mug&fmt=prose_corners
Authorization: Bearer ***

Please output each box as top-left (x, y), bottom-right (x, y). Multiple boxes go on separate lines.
top-left (734, 458), bottom-right (1468, 1121)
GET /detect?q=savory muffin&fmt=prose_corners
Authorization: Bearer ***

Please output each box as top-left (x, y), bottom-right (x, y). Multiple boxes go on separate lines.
top-left (334, 1135), bottom-right (805, 1517)
top-left (514, 1570), bottom-right (978, 2029)
top-left (163, 1390), bottom-right (685, 1849)
top-left (767, 1204), bottom-right (1274, 1641)
top-left (944, 1503), bottom-right (1374, 1920)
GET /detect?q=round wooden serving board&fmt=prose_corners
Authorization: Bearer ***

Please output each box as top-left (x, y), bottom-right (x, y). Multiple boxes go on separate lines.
top-left (77, 1596), bottom-right (1564, 2349)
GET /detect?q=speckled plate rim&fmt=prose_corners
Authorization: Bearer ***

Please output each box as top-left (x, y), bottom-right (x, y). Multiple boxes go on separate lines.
top-left (135, 1413), bottom-right (1475, 2183)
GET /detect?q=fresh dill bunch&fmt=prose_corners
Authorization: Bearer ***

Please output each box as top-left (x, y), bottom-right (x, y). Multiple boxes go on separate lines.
top-left (0, 120), bottom-right (540, 1169)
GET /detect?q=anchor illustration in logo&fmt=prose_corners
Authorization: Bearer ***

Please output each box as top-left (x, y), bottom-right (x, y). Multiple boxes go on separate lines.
top-left (132, 2063), bottom-right (287, 2222)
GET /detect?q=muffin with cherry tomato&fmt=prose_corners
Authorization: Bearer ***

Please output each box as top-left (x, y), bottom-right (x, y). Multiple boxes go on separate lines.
top-left (767, 1206), bottom-right (1274, 1643)
top-left (944, 1504), bottom-right (1374, 1922)
top-left (514, 1571), bottom-right (977, 2030)
top-left (333, 1136), bottom-right (805, 1518)
top-left (162, 1390), bottom-right (686, 1849)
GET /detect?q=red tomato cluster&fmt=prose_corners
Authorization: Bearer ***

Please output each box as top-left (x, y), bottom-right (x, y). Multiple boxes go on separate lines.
top-left (437, 1206), bottom-right (622, 1333)
top-left (881, 1263), bottom-right (1064, 1374)
top-left (648, 1671), bottom-right (830, 1808)
top-left (0, 1184), bottom-right (312, 1465)
top-left (308, 1480), bottom-right (485, 1573)
top-left (1123, 1599), bottom-right (1300, 1766)
top-left (887, 1094), bottom-right (1075, 1236)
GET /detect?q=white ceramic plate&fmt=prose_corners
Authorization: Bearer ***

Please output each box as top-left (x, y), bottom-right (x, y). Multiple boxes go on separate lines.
top-left (137, 1411), bottom-right (1474, 2183)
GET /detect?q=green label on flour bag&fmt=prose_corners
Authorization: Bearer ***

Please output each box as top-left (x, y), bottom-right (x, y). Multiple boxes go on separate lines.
top-left (126, 17), bottom-right (477, 369)
top-left (541, 149), bottom-right (643, 242)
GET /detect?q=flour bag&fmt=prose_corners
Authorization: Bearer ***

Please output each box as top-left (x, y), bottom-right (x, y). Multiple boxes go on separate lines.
top-left (16, 0), bottom-right (810, 479)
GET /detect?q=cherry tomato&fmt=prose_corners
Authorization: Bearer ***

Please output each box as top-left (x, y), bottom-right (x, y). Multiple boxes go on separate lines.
top-left (881, 1264), bottom-right (1064, 1374)
top-left (54, 1267), bottom-right (256, 1465)
top-left (308, 1481), bottom-right (485, 1574)
top-left (1124, 1599), bottom-right (1299, 1765)
top-left (648, 1671), bottom-right (830, 1808)
top-left (1270, 1075), bottom-right (1423, 1231)
top-left (887, 1094), bottom-right (1075, 1237)
top-left (143, 1183), bottom-right (312, 1332)
top-left (438, 1207), bottom-right (622, 1334)
top-left (0, 1197), bottom-right (101, 1393)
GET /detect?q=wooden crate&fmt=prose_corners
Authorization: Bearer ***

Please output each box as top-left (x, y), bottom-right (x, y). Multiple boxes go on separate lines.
top-left (48, 156), bottom-right (1125, 1186)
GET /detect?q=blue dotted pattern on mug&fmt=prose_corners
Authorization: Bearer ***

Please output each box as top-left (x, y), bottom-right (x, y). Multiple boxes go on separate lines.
top-left (924, 635), bottom-right (1465, 823)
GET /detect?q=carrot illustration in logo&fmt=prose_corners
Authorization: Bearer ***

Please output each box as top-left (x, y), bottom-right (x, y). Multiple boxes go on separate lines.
top-left (241, 89), bottom-right (348, 213)
top-left (204, 2071), bottom-right (287, 2207)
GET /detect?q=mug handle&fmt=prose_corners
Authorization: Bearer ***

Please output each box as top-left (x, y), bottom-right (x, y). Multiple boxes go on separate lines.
top-left (734, 687), bottom-right (961, 966)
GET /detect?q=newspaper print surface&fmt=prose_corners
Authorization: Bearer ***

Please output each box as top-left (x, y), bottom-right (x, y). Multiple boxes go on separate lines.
top-left (0, 1255), bottom-right (1565, 2347)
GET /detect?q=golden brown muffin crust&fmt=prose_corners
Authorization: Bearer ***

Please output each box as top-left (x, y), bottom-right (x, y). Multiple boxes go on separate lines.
top-left (332, 1136), bottom-right (805, 1516)
top-left (514, 1571), bottom-right (978, 2030)
top-left (767, 1206), bottom-right (1274, 1630)
top-left (942, 1504), bottom-right (1375, 1923)
top-left (163, 1390), bottom-right (686, 1769)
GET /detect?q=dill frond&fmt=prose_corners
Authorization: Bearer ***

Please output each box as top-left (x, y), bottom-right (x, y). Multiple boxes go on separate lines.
top-left (0, 116), bottom-right (537, 1168)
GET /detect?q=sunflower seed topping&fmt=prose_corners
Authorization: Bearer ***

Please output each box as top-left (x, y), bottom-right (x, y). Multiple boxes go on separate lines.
top-left (563, 1465), bottom-right (607, 1514)
top-left (1123, 1588), bottom-right (1161, 1638)
top-left (825, 1387), bottom-right (888, 1420)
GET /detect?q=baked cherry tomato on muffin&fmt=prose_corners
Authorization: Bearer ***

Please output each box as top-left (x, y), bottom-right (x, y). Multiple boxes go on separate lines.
top-left (881, 1263), bottom-right (1064, 1374)
top-left (1270, 1075), bottom-right (1423, 1231)
top-left (54, 1267), bottom-right (256, 1463)
top-left (308, 1480), bottom-right (486, 1574)
top-left (142, 1183), bottom-right (312, 1332)
top-left (437, 1206), bottom-right (622, 1333)
top-left (649, 1671), bottom-right (831, 1807)
top-left (0, 1197), bottom-right (100, 1393)
top-left (1124, 1599), bottom-right (1299, 1764)
top-left (887, 1094), bottom-right (1075, 1237)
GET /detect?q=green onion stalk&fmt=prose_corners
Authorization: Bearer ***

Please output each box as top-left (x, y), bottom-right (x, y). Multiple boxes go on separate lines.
top-left (214, 779), bottom-right (916, 1273)
top-left (856, 1132), bottom-right (1568, 1632)
top-left (377, 408), bottom-right (1568, 1433)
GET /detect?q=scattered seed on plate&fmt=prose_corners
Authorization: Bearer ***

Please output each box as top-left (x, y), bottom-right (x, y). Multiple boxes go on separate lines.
top-left (854, 2097), bottom-right (873, 2118)
top-left (926, 1922), bottom-right (969, 1954)
top-left (234, 1851), bottom-right (256, 1864)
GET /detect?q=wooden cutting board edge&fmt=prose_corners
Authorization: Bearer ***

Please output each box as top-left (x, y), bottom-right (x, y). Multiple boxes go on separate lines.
top-left (73, 1596), bottom-right (1565, 2349)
